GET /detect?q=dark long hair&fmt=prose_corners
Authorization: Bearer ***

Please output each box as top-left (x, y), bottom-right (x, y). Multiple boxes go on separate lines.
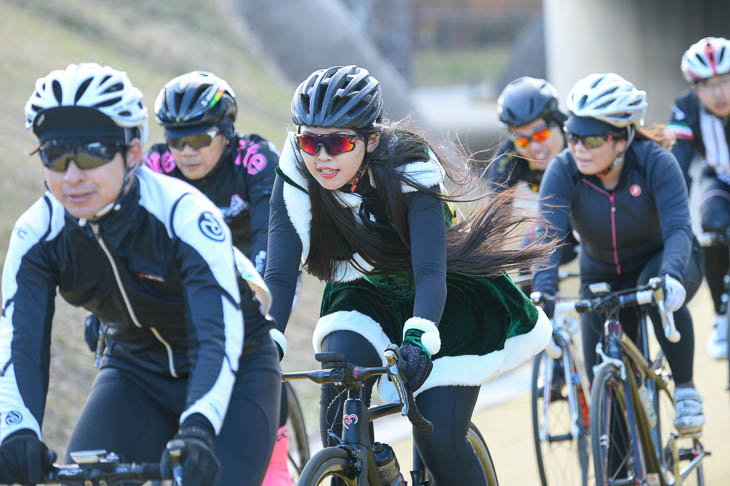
top-left (300, 121), bottom-right (554, 281)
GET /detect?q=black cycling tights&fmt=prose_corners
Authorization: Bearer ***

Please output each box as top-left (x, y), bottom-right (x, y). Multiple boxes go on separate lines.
top-left (66, 341), bottom-right (281, 486)
top-left (581, 250), bottom-right (701, 385)
top-left (320, 331), bottom-right (487, 486)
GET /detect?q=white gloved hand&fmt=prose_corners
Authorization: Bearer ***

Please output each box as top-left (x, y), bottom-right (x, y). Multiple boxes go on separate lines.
top-left (663, 274), bottom-right (686, 313)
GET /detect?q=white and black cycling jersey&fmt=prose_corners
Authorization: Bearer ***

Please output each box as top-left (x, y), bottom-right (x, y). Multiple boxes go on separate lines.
top-left (0, 166), bottom-right (261, 441)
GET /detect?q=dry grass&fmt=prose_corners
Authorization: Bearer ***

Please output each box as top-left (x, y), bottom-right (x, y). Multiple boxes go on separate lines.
top-left (0, 0), bottom-right (328, 457)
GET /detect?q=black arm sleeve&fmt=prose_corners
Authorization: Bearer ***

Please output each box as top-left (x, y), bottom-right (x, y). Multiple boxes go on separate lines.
top-left (407, 189), bottom-right (448, 323)
top-left (264, 176), bottom-right (303, 333)
top-left (532, 157), bottom-right (574, 296)
top-left (646, 146), bottom-right (693, 283)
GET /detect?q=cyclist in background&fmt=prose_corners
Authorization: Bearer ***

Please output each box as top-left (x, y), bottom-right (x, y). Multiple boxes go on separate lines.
top-left (667, 36), bottom-right (730, 359)
top-left (533, 73), bottom-right (705, 434)
top-left (0, 63), bottom-right (280, 486)
top-left (487, 77), bottom-right (578, 289)
top-left (264, 65), bottom-right (552, 486)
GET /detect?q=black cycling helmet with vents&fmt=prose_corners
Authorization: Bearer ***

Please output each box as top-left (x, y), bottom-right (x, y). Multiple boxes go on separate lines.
top-left (291, 65), bottom-right (383, 129)
top-left (154, 71), bottom-right (237, 138)
top-left (497, 76), bottom-right (567, 129)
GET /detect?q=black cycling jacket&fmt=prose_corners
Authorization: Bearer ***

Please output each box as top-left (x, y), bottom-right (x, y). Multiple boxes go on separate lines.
top-left (146, 133), bottom-right (278, 274)
top-left (669, 88), bottom-right (730, 188)
top-left (484, 139), bottom-right (546, 193)
top-left (0, 167), bottom-right (262, 441)
top-left (533, 140), bottom-right (692, 296)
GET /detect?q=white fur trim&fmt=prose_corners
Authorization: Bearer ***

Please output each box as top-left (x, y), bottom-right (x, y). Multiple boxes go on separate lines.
top-left (403, 317), bottom-right (441, 355)
top-left (269, 328), bottom-right (287, 357)
top-left (410, 306), bottom-right (552, 400)
top-left (399, 150), bottom-right (445, 192)
top-left (279, 135), bottom-right (312, 261)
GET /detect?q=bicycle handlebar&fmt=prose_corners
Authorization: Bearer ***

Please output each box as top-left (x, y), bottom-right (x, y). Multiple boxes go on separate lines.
top-left (41, 450), bottom-right (166, 485)
top-left (531, 276), bottom-right (680, 343)
top-left (282, 345), bottom-right (434, 434)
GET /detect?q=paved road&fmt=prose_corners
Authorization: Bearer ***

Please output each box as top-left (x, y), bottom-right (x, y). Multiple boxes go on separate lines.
top-left (390, 284), bottom-right (729, 484)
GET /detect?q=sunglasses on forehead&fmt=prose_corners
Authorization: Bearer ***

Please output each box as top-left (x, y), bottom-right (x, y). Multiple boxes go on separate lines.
top-left (511, 126), bottom-right (553, 149)
top-left (564, 132), bottom-right (617, 149)
top-left (166, 129), bottom-right (220, 150)
top-left (38, 141), bottom-right (129, 172)
top-left (295, 133), bottom-right (362, 156)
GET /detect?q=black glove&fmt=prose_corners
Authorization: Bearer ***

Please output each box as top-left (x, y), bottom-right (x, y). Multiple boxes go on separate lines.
top-left (84, 313), bottom-right (102, 352)
top-left (160, 416), bottom-right (220, 486)
top-left (0, 430), bottom-right (55, 485)
top-left (398, 341), bottom-right (433, 392)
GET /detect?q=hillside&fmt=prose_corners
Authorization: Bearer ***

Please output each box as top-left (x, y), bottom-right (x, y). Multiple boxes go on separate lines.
top-left (0, 0), bottom-right (324, 456)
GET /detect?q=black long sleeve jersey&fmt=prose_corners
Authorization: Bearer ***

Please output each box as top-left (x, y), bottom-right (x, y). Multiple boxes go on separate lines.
top-left (0, 167), bottom-right (261, 441)
top-left (484, 139), bottom-right (546, 193)
top-left (533, 140), bottom-right (692, 296)
top-left (669, 88), bottom-right (730, 188)
top-left (146, 133), bottom-right (278, 274)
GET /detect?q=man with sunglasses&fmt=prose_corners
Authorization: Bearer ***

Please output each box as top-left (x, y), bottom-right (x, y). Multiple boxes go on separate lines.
top-left (0, 63), bottom-right (281, 486)
top-left (668, 37), bottom-right (730, 360)
top-left (533, 72), bottom-right (705, 436)
top-left (147, 71), bottom-right (297, 486)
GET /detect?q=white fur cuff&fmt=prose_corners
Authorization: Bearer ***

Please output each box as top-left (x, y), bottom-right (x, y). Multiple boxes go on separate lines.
top-left (269, 328), bottom-right (287, 357)
top-left (403, 317), bottom-right (441, 355)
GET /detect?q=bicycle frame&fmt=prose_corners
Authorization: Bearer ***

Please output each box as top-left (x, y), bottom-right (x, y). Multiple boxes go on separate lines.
top-left (594, 288), bottom-right (709, 485)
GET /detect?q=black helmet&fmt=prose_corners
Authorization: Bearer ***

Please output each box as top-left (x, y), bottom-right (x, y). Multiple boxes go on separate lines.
top-left (154, 71), bottom-right (237, 137)
top-left (497, 76), bottom-right (566, 128)
top-left (291, 65), bottom-right (383, 129)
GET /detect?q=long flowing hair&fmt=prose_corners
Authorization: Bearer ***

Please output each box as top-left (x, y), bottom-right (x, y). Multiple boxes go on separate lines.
top-left (298, 121), bottom-right (555, 281)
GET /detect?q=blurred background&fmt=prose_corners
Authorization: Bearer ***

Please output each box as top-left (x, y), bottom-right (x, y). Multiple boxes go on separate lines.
top-left (1, 0), bottom-right (728, 480)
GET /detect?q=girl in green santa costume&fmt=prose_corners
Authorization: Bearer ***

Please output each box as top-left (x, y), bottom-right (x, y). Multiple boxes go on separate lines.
top-left (264, 65), bottom-right (552, 485)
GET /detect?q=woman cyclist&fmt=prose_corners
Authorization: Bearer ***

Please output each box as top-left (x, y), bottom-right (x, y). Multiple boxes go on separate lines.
top-left (264, 65), bottom-right (552, 485)
top-left (0, 63), bottom-right (280, 486)
top-left (533, 72), bottom-right (705, 435)
top-left (668, 36), bottom-right (730, 359)
top-left (488, 76), bottom-right (579, 283)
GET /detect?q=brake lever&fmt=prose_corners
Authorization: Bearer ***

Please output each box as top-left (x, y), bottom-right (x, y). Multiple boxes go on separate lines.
top-left (648, 276), bottom-right (681, 343)
top-left (384, 346), bottom-right (409, 416)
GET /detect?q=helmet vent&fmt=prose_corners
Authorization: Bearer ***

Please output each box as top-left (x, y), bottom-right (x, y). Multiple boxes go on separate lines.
top-left (719, 46), bottom-right (727, 64)
top-left (105, 83), bottom-right (123, 94)
top-left (695, 53), bottom-right (708, 67)
top-left (119, 110), bottom-right (131, 117)
top-left (595, 99), bottom-right (613, 110)
top-left (75, 77), bottom-right (93, 103)
top-left (52, 80), bottom-right (63, 104)
top-left (94, 96), bottom-right (122, 108)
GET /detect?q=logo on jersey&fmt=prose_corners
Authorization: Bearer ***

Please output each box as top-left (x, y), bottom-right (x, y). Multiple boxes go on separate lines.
top-left (136, 273), bottom-right (166, 283)
top-left (5, 411), bottom-right (22, 426)
top-left (221, 194), bottom-right (248, 221)
top-left (342, 413), bottom-right (359, 430)
top-left (630, 184), bottom-right (642, 197)
top-left (198, 211), bottom-right (226, 242)
top-left (672, 106), bottom-right (686, 121)
top-left (235, 140), bottom-right (268, 175)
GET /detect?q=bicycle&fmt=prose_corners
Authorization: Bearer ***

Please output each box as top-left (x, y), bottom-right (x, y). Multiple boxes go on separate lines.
top-left (529, 291), bottom-right (592, 486)
top-left (698, 229), bottom-right (730, 388)
top-left (282, 344), bottom-right (499, 485)
top-left (570, 276), bottom-right (708, 485)
top-left (285, 380), bottom-right (311, 480)
top-left (40, 449), bottom-right (165, 485)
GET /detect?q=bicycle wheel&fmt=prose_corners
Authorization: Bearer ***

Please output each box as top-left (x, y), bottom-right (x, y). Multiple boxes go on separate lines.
top-left (297, 447), bottom-right (358, 486)
top-left (591, 363), bottom-right (645, 485)
top-left (286, 381), bottom-right (311, 480)
top-left (652, 359), bottom-right (705, 486)
top-left (531, 351), bottom-right (591, 486)
top-left (466, 421), bottom-right (499, 485)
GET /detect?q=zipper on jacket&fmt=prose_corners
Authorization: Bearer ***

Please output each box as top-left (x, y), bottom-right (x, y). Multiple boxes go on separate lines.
top-left (90, 223), bottom-right (178, 377)
top-left (580, 178), bottom-right (622, 275)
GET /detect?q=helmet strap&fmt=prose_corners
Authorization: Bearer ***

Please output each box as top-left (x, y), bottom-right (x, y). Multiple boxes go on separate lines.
top-left (596, 126), bottom-right (634, 179)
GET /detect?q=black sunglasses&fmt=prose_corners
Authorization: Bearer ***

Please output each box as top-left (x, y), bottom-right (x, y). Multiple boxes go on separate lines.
top-left (38, 141), bottom-right (129, 172)
top-left (166, 129), bottom-right (220, 150)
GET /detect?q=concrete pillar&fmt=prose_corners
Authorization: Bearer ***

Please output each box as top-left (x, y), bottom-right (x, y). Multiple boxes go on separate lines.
top-left (544, 0), bottom-right (730, 122)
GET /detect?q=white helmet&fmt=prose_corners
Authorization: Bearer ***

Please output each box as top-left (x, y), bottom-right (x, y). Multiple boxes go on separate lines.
top-left (681, 37), bottom-right (730, 82)
top-left (24, 62), bottom-right (148, 144)
top-left (567, 73), bottom-right (647, 128)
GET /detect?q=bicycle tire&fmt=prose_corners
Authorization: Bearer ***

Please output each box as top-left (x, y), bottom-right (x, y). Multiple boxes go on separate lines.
top-left (286, 381), bottom-right (311, 479)
top-left (591, 364), bottom-right (645, 485)
top-left (466, 421), bottom-right (500, 485)
top-left (531, 351), bottom-right (591, 486)
top-left (297, 447), bottom-right (359, 486)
